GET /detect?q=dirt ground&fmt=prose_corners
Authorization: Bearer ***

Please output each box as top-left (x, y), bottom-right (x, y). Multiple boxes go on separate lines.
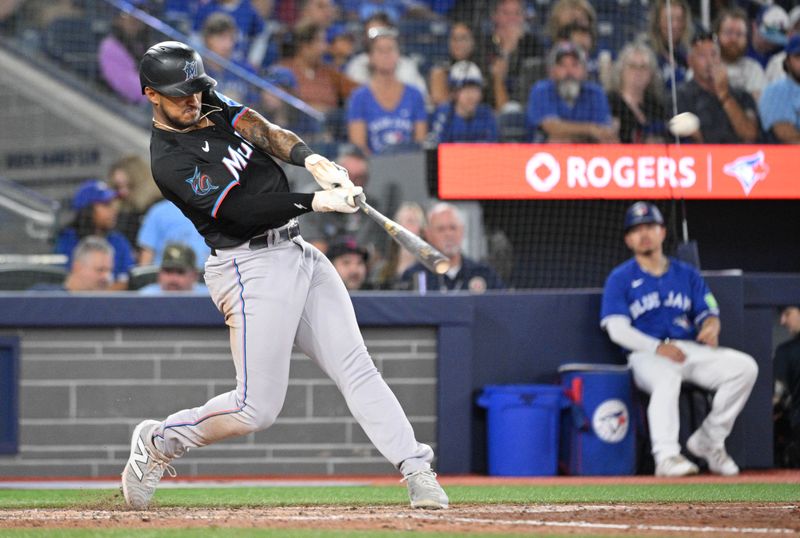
top-left (1, 471), bottom-right (798, 536)
top-left (1, 503), bottom-right (798, 535)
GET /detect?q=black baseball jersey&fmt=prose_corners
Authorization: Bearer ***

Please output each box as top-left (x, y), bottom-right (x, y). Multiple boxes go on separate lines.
top-left (150, 90), bottom-right (310, 248)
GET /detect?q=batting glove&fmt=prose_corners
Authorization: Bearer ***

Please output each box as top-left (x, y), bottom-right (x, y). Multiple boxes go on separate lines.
top-left (312, 186), bottom-right (363, 213)
top-left (305, 154), bottom-right (355, 191)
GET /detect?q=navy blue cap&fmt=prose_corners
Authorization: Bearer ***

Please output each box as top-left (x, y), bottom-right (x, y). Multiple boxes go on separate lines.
top-left (327, 237), bottom-right (368, 262)
top-left (786, 34), bottom-right (800, 55)
top-left (623, 202), bottom-right (664, 232)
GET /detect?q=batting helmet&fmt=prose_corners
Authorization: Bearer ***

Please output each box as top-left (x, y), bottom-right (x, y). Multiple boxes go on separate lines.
top-left (139, 41), bottom-right (217, 97)
top-left (623, 201), bottom-right (664, 232)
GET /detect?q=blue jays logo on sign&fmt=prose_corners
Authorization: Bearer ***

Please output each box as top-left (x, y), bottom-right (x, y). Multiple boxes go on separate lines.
top-left (183, 60), bottom-right (198, 81)
top-left (723, 150), bottom-right (769, 196)
top-left (592, 399), bottom-right (629, 443)
top-left (185, 167), bottom-right (219, 196)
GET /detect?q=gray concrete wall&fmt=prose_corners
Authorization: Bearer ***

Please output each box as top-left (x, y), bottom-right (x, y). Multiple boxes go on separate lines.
top-left (0, 326), bottom-right (438, 478)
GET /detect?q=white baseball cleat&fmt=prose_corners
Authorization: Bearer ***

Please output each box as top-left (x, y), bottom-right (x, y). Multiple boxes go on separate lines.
top-left (687, 430), bottom-right (740, 476)
top-left (121, 420), bottom-right (175, 509)
top-left (402, 469), bottom-right (449, 509)
top-left (655, 454), bottom-right (699, 477)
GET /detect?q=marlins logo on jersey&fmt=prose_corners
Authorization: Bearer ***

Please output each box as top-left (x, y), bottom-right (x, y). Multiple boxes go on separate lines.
top-left (185, 167), bottom-right (219, 196)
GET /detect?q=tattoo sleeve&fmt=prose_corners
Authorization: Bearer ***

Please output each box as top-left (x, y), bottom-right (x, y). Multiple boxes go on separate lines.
top-left (234, 108), bottom-right (303, 163)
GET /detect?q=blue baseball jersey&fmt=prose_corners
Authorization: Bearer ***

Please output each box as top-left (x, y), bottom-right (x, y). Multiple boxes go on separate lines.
top-left (600, 257), bottom-right (719, 341)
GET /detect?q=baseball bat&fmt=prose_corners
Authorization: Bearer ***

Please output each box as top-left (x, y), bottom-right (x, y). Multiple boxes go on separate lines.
top-left (355, 196), bottom-right (450, 275)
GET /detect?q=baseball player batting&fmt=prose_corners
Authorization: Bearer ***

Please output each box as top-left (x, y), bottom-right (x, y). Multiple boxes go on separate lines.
top-left (121, 41), bottom-right (448, 510)
top-left (600, 202), bottom-right (758, 477)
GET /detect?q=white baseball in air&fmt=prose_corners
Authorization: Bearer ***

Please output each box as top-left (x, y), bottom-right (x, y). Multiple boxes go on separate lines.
top-left (668, 112), bottom-right (700, 137)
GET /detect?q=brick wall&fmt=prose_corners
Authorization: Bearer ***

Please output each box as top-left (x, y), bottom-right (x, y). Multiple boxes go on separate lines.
top-left (0, 326), bottom-right (438, 478)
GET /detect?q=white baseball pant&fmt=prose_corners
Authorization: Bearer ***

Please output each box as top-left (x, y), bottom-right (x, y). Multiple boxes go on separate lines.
top-left (628, 340), bottom-right (758, 462)
top-left (149, 233), bottom-right (434, 474)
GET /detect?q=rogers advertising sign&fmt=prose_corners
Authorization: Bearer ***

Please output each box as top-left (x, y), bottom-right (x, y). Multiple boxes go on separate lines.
top-left (438, 144), bottom-right (796, 199)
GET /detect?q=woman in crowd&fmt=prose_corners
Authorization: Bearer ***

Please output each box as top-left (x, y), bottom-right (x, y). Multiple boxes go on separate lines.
top-left (374, 202), bottom-right (426, 290)
top-left (607, 42), bottom-right (668, 143)
top-left (107, 155), bottom-right (162, 247)
top-left (429, 22), bottom-right (477, 107)
top-left (346, 26), bottom-right (427, 155)
top-left (642, 0), bottom-right (694, 90)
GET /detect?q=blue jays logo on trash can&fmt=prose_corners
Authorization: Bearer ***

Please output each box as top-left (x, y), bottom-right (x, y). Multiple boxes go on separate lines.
top-left (591, 398), bottom-right (629, 443)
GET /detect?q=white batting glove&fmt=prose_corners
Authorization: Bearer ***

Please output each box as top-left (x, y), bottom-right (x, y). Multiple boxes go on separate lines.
top-left (312, 186), bottom-right (363, 213)
top-left (305, 154), bottom-right (355, 191)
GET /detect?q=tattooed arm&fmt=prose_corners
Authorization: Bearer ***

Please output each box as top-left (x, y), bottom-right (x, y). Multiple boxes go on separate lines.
top-left (233, 108), bottom-right (304, 163)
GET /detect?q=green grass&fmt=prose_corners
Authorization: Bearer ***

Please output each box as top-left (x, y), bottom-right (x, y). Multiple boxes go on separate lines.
top-left (0, 483), bottom-right (797, 509)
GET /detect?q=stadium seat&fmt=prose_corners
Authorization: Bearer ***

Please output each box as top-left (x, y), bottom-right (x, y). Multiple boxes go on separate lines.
top-left (497, 110), bottom-right (528, 143)
top-left (0, 264), bottom-right (67, 291)
top-left (128, 265), bottom-right (159, 291)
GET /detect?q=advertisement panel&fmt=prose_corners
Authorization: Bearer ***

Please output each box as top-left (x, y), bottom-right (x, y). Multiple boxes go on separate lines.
top-left (438, 144), bottom-right (798, 200)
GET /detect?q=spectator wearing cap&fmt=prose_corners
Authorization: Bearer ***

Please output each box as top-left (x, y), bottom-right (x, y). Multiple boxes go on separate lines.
top-left (607, 42), bottom-right (668, 144)
top-left (546, 0), bottom-right (610, 85)
top-left (676, 32), bottom-right (760, 144)
top-left (714, 7), bottom-right (767, 103)
top-left (55, 180), bottom-right (136, 290)
top-left (139, 243), bottom-right (209, 295)
top-left (747, 4), bottom-right (789, 69)
top-left (774, 304), bottom-right (800, 467)
top-left (346, 26), bottom-right (428, 155)
top-left (429, 22), bottom-right (477, 107)
top-left (326, 23), bottom-right (356, 72)
top-left (344, 13), bottom-right (428, 100)
top-left (766, 6), bottom-right (800, 84)
top-left (525, 41), bottom-right (616, 143)
top-left (400, 203), bottom-right (505, 293)
top-left (280, 22), bottom-right (358, 113)
top-left (759, 35), bottom-right (800, 144)
top-left (328, 237), bottom-right (372, 291)
top-left (428, 61), bottom-right (498, 144)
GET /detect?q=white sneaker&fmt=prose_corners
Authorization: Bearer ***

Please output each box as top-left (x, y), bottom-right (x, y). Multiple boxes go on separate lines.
top-left (121, 420), bottom-right (176, 509)
top-left (655, 454), bottom-right (700, 477)
top-left (687, 430), bottom-right (739, 476)
top-left (402, 469), bottom-right (449, 509)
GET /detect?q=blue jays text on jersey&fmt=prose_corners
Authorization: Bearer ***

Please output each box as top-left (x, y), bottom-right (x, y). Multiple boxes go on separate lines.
top-left (600, 257), bottom-right (720, 341)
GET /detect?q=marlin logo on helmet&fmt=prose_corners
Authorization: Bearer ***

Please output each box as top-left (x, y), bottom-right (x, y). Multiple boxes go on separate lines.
top-left (183, 60), bottom-right (198, 81)
top-left (185, 167), bottom-right (219, 196)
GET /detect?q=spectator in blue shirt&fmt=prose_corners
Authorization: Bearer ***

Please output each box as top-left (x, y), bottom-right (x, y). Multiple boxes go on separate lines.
top-left (429, 61), bottom-right (498, 144)
top-left (526, 41), bottom-right (616, 143)
top-left (200, 13), bottom-right (259, 108)
top-left (747, 4), bottom-right (789, 69)
top-left (55, 180), bottom-right (136, 290)
top-left (759, 35), bottom-right (800, 143)
top-left (346, 26), bottom-right (428, 155)
top-left (137, 199), bottom-right (210, 272)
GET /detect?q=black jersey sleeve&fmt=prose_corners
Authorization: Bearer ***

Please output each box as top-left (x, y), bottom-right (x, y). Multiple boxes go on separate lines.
top-left (206, 89), bottom-right (250, 130)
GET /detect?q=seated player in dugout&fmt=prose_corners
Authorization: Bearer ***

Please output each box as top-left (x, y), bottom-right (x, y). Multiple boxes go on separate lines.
top-left (600, 202), bottom-right (758, 477)
top-left (121, 41), bottom-right (448, 511)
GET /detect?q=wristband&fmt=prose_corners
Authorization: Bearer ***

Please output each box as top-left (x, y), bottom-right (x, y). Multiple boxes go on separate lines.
top-left (289, 142), bottom-right (314, 166)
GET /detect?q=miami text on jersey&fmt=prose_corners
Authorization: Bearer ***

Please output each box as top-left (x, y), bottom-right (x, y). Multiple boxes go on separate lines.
top-left (223, 142), bottom-right (254, 181)
top-left (630, 291), bottom-right (692, 320)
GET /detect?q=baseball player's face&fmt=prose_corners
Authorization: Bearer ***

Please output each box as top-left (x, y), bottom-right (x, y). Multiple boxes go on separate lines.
top-left (780, 306), bottom-right (800, 335)
top-left (624, 223), bottom-right (666, 256)
top-left (332, 253), bottom-right (367, 290)
top-left (426, 209), bottom-right (464, 258)
top-left (155, 91), bottom-right (204, 129)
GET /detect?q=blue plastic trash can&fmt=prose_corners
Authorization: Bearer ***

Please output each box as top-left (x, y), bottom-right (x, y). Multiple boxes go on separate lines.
top-left (477, 384), bottom-right (567, 476)
top-left (559, 363), bottom-right (636, 476)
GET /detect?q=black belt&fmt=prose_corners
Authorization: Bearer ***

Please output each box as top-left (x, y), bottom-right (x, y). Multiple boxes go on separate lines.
top-left (210, 220), bottom-right (300, 256)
